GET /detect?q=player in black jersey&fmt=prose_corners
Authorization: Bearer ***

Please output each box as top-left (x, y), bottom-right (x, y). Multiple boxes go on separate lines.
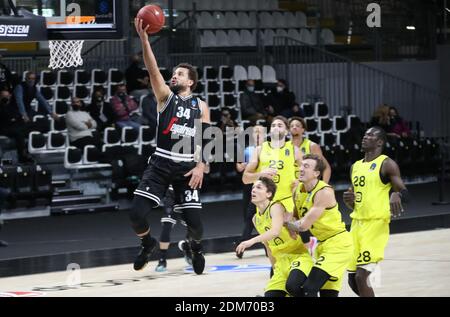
top-left (130, 18), bottom-right (211, 274)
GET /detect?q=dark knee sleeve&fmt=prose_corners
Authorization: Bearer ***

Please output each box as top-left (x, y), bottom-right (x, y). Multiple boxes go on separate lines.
top-left (183, 209), bottom-right (203, 241)
top-left (264, 290), bottom-right (286, 297)
top-left (348, 272), bottom-right (360, 296)
top-left (129, 196), bottom-right (156, 234)
top-left (286, 269), bottom-right (307, 297)
top-left (303, 267), bottom-right (331, 297)
top-left (320, 289), bottom-right (339, 297)
top-left (159, 221), bottom-right (174, 243)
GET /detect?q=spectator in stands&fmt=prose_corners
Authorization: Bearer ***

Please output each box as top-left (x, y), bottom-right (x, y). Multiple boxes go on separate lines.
top-left (125, 54), bottom-right (147, 93)
top-left (110, 84), bottom-right (141, 131)
top-left (13, 71), bottom-right (59, 123)
top-left (240, 80), bottom-right (266, 124)
top-left (141, 91), bottom-right (157, 137)
top-left (266, 79), bottom-right (296, 117)
top-left (0, 55), bottom-right (13, 91)
top-left (219, 107), bottom-right (237, 132)
top-left (370, 104), bottom-right (392, 133)
top-left (389, 106), bottom-right (411, 139)
top-left (280, 102), bottom-right (305, 119)
top-left (87, 88), bottom-right (113, 131)
top-left (130, 74), bottom-right (151, 102)
top-left (66, 97), bottom-right (102, 150)
top-left (0, 89), bottom-right (34, 163)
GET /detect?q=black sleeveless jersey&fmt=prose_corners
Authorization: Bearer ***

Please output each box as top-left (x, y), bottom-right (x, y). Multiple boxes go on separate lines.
top-left (154, 92), bottom-right (202, 162)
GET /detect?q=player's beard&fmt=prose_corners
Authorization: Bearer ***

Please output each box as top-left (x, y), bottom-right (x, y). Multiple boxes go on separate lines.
top-left (170, 83), bottom-right (186, 95)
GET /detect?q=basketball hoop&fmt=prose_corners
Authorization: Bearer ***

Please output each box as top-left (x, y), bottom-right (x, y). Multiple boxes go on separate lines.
top-left (47, 16), bottom-right (95, 69)
top-left (48, 40), bottom-right (84, 69)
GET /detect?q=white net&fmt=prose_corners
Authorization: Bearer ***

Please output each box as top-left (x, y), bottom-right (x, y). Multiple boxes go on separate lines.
top-left (48, 40), bottom-right (84, 69)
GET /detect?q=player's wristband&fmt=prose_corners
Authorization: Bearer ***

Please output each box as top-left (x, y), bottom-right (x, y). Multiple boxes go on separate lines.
top-left (299, 230), bottom-right (313, 244)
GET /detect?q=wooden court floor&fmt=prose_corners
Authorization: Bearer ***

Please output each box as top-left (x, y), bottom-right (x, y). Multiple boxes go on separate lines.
top-left (1, 229), bottom-right (449, 297)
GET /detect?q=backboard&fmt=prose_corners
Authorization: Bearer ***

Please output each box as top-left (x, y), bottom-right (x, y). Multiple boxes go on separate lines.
top-left (12, 0), bottom-right (128, 40)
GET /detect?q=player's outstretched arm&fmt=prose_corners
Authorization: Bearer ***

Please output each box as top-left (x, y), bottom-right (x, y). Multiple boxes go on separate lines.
top-left (134, 18), bottom-right (171, 111)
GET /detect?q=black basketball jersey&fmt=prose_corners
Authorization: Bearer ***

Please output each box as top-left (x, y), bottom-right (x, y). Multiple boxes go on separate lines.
top-left (154, 92), bottom-right (202, 162)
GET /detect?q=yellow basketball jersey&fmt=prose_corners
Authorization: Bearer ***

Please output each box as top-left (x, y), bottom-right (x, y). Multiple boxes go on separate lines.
top-left (254, 201), bottom-right (307, 257)
top-left (256, 140), bottom-right (297, 206)
top-left (351, 155), bottom-right (392, 220)
top-left (294, 180), bottom-right (347, 242)
top-left (299, 138), bottom-right (312, 155)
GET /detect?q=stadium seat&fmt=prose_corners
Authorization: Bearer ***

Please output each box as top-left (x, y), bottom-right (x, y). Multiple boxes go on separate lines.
top-left (247, 66), bottom-right (261, 80)
top-left (216, 30), bottom-right (230, 47)
top-left (51, 117), bottom-right (67, 132)
top-left (108, 68), bottom-right (124, 84)
top-left (259, 30), bottom-right (274, 47)
top-left (92, 69), bottom-right (108, 85)
top-left (221, 81), bottom-right (235, 95)
top-left (39, 86), bottom-right (54, 101)
top-left (301, 103), bottom-right (314, 118)
top-left (73, 85), bottom-right (90, 100)
top-left (333, 116), bottom-right (348, 132)
top-left (321, 28), bottom-right (335, 44)
top-left (121, 127), bottom-right (139, 145)
top-left (262, 65), bottom-right (277, 84)
top-left (227, 30), bottom-right (241, 47)
top-left (139, 126), bottom-right (153, 144)
top-left (104, 128), bottom-right (121, 145)
top-left (75, 69), bottom-right (90, 85)
top-left (240, 30), bottom-right (256, 46)
top-left (47, 131), bottom-right (67, 151)
top-left (57, 70), bottom-right (73, 86)
top-left (295, 12), bottom-right (307, 27)
top-left (56, 85), bottom-right (72, 100)
top-left (40, 70), bottom-right (57, 86)
top-left (28, 132), bottom-right (47, 154)
top-left (315, 102), bottom-right (329, 118)
top-left (54, 100), bottom-right (69, 115)
top-left (319, 117), bottom-right (333, 133)
top-left (224, 12), bottom-right (238, 29)
top-left (207, 81), bottom-right (220, 94)
top-left (305, 118), bottom-right (318, 133)
top-left (201, 31), bottom-right (217, 47)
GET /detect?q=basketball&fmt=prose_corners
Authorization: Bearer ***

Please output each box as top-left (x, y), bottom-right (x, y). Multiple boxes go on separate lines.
top-left (137, 4), bottom-right (165, 34)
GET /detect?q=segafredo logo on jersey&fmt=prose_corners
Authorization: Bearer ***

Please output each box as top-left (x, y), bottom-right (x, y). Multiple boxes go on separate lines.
top-left (163, 117), bottom-right (197, 137)
top-left (184, 264), bottom-right (271, 273)
top-left (0, 25), bottom-right (30, 37)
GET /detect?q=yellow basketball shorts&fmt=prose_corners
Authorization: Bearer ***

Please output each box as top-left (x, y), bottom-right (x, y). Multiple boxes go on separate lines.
top-left (266, 252), bottom-right (313, 293)
top-left (314, 231), bottom-right (353, 291)
top-left (348, 219), bottom-right (390, 272)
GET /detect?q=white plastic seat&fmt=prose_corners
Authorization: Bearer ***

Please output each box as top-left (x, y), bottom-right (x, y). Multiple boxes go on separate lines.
top-left (262, 65), bottom-right (277, 84)
top-left (216, 30), bottom-right (231, 47)
top-left (248, 66), bottom-right (261, 80)
top-left (224, 12), bottom-right (238, 29)
top-left (201, 31), bottom-right (217, 47)
top-left (321, 28), bottom-right (335, 44)
top-left (240, 30), bottom-right (256, 46)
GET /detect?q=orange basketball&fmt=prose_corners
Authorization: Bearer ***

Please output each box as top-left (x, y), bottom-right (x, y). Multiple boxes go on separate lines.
top-left (137, 4), bottom-right (165, 34)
